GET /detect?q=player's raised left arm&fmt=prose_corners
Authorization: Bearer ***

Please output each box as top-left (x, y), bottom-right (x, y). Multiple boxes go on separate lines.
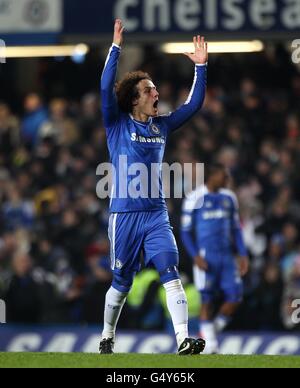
top-left (161, 36), bottom-right (208, 133)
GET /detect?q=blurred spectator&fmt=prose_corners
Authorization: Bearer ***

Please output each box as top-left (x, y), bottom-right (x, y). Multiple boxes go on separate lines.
top-left (79, 93), bottom-right (102, 142)
top-left (2, 185), bottom-right (34, 231)
top-left (55, 209), bottom-right (86, 274)
top-left (4, 252), bottom-right (42, 323)
top-left (40, 98), bottom-right (79, 146)
top-left (0, 103), bottom-right (20, 165)
top-left (82, 242), bottom-right (112, 323)
top-left (21, 93), bottom-right (48, 147)
top-left (282, 256), bottom-right (300, 330)
top-left (254, 263), bottom-right (284, 330)
top-left (268, 234), bottom-right (286, 264)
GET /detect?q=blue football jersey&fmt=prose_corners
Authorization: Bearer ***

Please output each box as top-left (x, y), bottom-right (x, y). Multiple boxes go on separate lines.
top-left (101, 44), bottom-right (207, 213)
top-left (181, 186), bottom-right (247, 257)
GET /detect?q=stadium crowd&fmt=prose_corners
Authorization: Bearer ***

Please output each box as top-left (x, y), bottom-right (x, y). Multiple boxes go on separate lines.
top-left (0, 44), bottom-right (300, 331)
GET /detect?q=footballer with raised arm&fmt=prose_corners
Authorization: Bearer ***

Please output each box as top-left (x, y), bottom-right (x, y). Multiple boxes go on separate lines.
top-left (99, 19), bottom-right (208, 355)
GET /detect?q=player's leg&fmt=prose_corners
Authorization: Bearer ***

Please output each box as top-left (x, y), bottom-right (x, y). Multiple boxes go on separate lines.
top-left (214, 302), bottom-right (241, 333)
top-left (154, 256), bottom-right (205, 355)
top-left (100, 284), bottom-right (131, 354)
top-left (216, 255), bottom-right (243, 334)
top-left (100, 213), bottom-right (144, 354)
top-left (101, 272), bottom-right (135, 342)
top-left (200, 309), bottom-right (219, 354)
top-left (144, 211), bottom-right (205, 355)
top-left (194, 261), bottom-right (219, 354)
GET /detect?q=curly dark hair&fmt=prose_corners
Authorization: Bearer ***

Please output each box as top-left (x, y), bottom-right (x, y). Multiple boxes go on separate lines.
top-left (116, 71), bottom-right (152, 113)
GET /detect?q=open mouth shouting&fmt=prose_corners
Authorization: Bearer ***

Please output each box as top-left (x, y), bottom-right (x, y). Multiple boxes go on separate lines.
top-left (153, 100), bottom-right (159, 114)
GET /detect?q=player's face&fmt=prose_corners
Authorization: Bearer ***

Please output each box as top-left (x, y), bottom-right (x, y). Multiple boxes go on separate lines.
top-left (134, 79), bottom-right (159, 117)
top-left (214, 170), bottom-right (229, 189)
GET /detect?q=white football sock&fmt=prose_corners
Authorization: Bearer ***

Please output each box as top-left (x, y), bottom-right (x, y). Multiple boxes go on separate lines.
top-left (214, 314), bottom-right (230, 333)
top-left (200, 321), bottom-right (219, 354)
top-left (102, 286), bottom-right (127, 340)
top-left (163, 279), bottom-right (189, 348)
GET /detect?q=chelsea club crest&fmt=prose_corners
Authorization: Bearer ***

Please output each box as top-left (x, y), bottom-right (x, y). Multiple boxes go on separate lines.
top-left (150, 124), bottom-right (160, 135)
top-left (223, 199), bottom-right (231, 209)
top-left (115, 259), bottom-right (123, 270)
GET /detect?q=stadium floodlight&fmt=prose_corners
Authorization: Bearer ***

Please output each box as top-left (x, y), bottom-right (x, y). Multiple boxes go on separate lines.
top-left (2, 44), bottom-right (89, 59)
top-left (162, 41), bottom-right (264, 54)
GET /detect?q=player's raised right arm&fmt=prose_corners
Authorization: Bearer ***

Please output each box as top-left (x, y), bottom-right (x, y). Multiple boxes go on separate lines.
top-left (101, 19), bottom-right (124, 128)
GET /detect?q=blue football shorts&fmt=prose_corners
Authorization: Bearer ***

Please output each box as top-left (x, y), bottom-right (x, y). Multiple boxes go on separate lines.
top-left (108, 210), bottom-right (180, 290)
top-left (193, 249), bottom-right (243, 304)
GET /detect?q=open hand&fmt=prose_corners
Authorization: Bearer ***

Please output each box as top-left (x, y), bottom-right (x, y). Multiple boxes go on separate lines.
top-left (195, 255), bottom-right (209, 271)
top-left (184, 36), bottom-right (208, 65)
top-left (237, 256), bottom-right (250, 277)
top-left (113, 19), bottom-right (125, 47)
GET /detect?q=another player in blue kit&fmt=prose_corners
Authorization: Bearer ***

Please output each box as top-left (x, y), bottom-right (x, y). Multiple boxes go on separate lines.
top-left (99, 19), bottom-right (208, 355)
top-left (181, 164), bottom-right (249, 353)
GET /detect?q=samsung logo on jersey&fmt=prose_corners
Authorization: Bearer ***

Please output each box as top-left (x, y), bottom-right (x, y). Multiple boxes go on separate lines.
top-left (203, 210), bottom-right (230, 220)
top-left (131, 133), bottom-right (165, 144)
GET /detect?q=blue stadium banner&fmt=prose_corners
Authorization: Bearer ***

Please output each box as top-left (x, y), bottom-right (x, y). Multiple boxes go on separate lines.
top-left (0, 326), bottom-right (300, 355)
top-left (0, 0), bottom-right (62, 33)
top-left (0, 0), bottom-right (63, 44)
top-left (64, 0), bottom-right (300, 36)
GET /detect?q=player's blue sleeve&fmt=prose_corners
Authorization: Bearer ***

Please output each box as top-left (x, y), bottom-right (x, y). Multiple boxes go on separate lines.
top-left (180, 195), bottom-right (199, 260)
top-left (234, 227), bottom-right (247, 257)
top-left (181, 230), bottom-right (198, 259)
top-left (101, 44), bottom-right (121, 128)
top-left (231, 196), bottom-right (248, 257)
top-left (160, 64), bottom-right (207, 133)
